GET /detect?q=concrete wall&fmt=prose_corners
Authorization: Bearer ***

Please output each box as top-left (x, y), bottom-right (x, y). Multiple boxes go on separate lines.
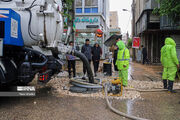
top-left (134, 0), bottom-right (158, 23)
top-left (134, 0), bottom-right (145, 23)
top-left (171, 35), bottom-right (180, 61)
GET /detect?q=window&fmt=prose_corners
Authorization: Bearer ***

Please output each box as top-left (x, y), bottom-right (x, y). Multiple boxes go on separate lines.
top-left (85, 0), bottom-right (98, 13)
top-left (76, 8), bottom-right (82, 13)
top-left (76, 0), bottom-right (82, 7)
top-left (84, 7), bottom-right (98, 13)
top-left (85, 0), bottom-right (98, 6)
top-left (75, 0), bottom-right (82, 13)
top-left (92, 8), bottom-right (98, 13)
top-left (85, 8), bottom-right (91, 13)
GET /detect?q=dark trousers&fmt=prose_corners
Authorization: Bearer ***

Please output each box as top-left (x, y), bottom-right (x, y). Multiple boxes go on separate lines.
top-left (83, 60), bottom-right (91, 75)
top-left (142, 55), bottom-right (148, 64)
top-left (113, 59), bottom-right (118, 71)
top-left (93, 60), bottom-right (100, 73)
top-left (68, 60), bottom-right (76, 77)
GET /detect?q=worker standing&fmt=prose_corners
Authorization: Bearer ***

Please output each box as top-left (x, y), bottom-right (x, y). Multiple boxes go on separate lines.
top-left (110, 36), bottom-right (122, 72)
top-left (161, 37), bottom-right (179, 93)
top-left (116, 41), bottom-right (130, 87)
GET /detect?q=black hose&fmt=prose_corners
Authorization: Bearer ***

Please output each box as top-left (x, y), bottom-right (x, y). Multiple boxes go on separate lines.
top-left (74, 50), bottom-right (94, 83)
top-left (26, 9), bottom-right (38, 41)
top-left (0, 0), bottom-right (12, 2)
top-left (23, 47), bottom-right (48, 68)
top-left (25, 0), bottom-right (39, 41)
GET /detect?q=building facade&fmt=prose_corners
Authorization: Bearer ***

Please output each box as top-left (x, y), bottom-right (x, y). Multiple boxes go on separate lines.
top-left (109, 11), bottom-right (121, 36)
top-left (132, 0), bottom-right (180, 64)
top-left (74, 0), bottom-right (110, 58)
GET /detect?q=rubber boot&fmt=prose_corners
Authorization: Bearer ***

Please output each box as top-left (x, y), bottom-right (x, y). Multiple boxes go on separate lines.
top-left (163, 80), bottom-right (167, 89)
top-left (73, 71), bottom-right (76, 78)
top-left (168, 80), bottom-right (176, 93)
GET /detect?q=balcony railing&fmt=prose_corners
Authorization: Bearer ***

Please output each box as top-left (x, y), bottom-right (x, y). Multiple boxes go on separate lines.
top-left (160, 16), bottom-right (180, 30)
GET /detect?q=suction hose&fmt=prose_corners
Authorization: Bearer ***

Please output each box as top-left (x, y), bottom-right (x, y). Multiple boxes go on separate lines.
top-left (104, 84), bottom-right (149, 120)
top-left (74, 50), bottom-right (94, 83)
top-left (70, 79), bottom-right (102, 89)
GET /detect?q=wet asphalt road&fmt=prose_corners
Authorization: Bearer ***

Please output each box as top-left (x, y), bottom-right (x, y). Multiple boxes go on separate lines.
top-left (0, 62), bottom-right (180, 120)
top-left (0, 87), bottom-right (122, 120)
top-left (0, 86), bottom-right (180, 120)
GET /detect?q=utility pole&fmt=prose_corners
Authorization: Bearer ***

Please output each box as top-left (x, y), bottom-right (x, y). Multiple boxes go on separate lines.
top-left (71, 0), bottom-right (75, 44)
top-left (131, 0), bottom-right (136, 61)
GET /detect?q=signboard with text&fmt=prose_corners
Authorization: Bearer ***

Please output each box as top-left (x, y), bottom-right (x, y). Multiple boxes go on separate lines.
top-left (132, 37), bottom-right (140, 48)
top-left (74, 16), bottom-right (100, 31)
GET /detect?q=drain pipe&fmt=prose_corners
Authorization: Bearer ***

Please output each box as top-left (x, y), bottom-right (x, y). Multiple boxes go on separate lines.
top-left (74, 50), bottom-right (94, 83)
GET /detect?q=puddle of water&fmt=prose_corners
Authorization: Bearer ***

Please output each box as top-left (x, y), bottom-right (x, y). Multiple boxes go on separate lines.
top-left (126, 100), bottom-right (134, 115)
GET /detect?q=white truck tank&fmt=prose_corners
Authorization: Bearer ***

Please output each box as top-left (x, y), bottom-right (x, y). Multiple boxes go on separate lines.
top-left (0, 0), bottom-right (64, 48)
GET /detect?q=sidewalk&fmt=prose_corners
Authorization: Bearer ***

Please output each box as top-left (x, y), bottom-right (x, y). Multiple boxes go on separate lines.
top-left (129, 62), bottom-right (163, 81)
top-left (75, 60), bottom-right (163, 82)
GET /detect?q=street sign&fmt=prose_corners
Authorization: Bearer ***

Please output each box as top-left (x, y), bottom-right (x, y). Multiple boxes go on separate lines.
top-left (132, 37), bottom-right (140, 48)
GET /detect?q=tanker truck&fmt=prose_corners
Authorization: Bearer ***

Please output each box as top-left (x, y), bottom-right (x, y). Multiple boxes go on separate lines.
top-left (0, 0), bottom-right (94, 86)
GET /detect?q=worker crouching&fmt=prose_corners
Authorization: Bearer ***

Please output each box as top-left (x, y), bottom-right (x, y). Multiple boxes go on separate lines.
top-left (161, 37), bottom-right (179, 93)
top-left (116, 41), bottom-right (130, 87)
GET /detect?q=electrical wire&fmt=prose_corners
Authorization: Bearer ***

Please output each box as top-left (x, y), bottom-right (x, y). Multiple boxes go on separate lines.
top-left (28, 9), bottom-right (37, 37)
top-left (26, 9), bottom-right (38, 41)
top-left (28, 2), bottom-right (38, 37)
top-left (28, 0), bottom-right (37, 9)
top-left (24, 0), bottom-right (39, 41)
